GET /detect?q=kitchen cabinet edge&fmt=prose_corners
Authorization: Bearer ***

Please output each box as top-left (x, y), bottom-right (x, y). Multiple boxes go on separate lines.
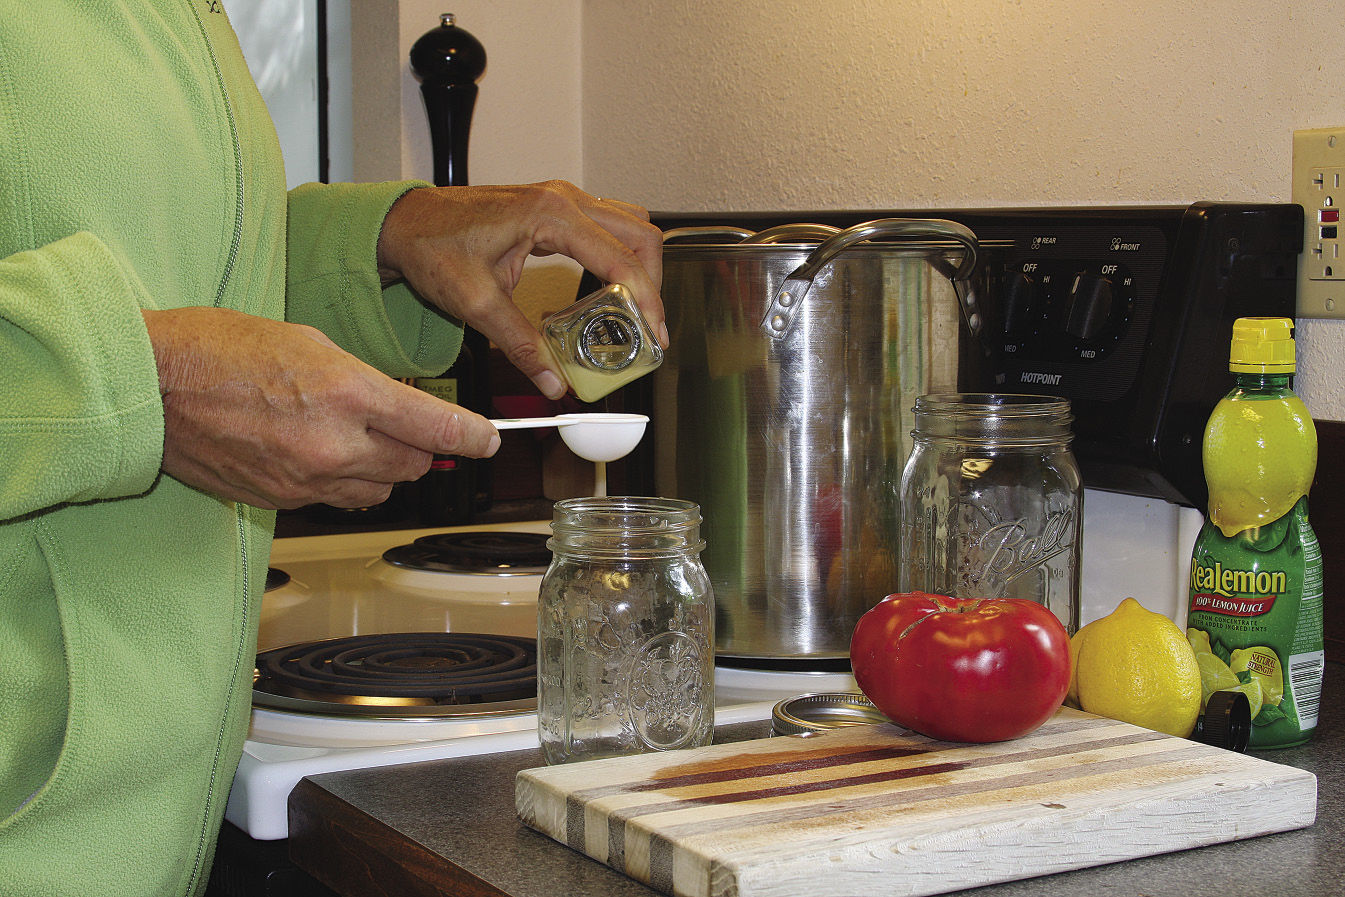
top-left (288, 777), bottom-right (508, 897)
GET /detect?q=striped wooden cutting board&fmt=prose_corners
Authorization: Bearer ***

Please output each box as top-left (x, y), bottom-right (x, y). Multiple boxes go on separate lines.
top-left (516, 707), bottom-right (1317, 897)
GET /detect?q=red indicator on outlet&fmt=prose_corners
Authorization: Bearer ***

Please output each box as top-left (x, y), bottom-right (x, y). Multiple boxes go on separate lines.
top-left (1320, 209), bottom-right (1340, 224)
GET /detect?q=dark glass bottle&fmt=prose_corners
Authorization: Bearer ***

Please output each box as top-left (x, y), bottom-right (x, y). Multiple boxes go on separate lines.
top-left (414, 342), bottom-right (476, 526)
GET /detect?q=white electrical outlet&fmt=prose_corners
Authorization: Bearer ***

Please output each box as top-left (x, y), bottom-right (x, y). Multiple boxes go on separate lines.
top-left (1292, 127), bottom-right (1345, 318)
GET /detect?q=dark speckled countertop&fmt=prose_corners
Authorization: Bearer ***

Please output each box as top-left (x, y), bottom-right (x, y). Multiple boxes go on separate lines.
top-left (287, 663), bottom-right (1342, 897)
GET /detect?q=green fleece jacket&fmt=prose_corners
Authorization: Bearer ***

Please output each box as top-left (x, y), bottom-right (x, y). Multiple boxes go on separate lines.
top-left (0, 3), bottom-right (459, 895)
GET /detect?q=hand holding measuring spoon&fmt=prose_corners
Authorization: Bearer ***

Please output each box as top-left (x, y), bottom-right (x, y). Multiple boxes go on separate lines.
top-left (491, 413), bottom-right (649, 496)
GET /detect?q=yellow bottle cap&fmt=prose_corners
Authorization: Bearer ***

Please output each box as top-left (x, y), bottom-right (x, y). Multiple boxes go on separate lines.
top-left (1229, 316), bottom-right (1296, 374)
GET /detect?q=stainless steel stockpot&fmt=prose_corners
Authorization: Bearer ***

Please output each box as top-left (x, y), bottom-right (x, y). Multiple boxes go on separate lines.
top-left (652, 219), bottom-right (981, 660)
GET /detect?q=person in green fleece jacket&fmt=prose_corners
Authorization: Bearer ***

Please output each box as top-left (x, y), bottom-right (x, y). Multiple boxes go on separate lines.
top-left (0, 3), bottom-right (665, 896)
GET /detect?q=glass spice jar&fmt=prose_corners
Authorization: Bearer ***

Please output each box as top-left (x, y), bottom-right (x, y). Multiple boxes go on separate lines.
top-left (537, 497), bottom-right (714, 765)
top-left (540, 283), bottom-right (664, 403)
top-left (898, 393), bottom-right (1082, 633)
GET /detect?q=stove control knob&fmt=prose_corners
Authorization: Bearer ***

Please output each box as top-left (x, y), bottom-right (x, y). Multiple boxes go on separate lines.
top-left (1064, 272), bottom-right (1114, 341)
top-left (1002, 269), bottom-right (1039, 337)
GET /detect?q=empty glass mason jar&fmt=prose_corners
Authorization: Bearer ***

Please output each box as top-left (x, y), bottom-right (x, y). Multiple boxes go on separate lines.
top-left (898, 394), bottom-right (1081, 633)
top-left (538, 497), bottom-right (714, 764)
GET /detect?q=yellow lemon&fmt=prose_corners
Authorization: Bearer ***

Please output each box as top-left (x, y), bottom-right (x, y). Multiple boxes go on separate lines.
top-left (1229, 646), bottom-right (1286, 707)
top-left (1186, 628), bottom-right (1213, 655)
top-left (1203, 393), bottom-right (1316, 537)
top-left (1065, 626), bottom-right (1090, 709)
top-left (1073, 598), bottom-right (1202, 737)
top-left (1193, 651), bottom-right (1240, 708)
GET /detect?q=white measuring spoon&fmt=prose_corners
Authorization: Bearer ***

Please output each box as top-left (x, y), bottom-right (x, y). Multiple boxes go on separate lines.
top-left (490, 413), bottom-right (649, 464)
top-left (491, 413), bottom-right (648, 497)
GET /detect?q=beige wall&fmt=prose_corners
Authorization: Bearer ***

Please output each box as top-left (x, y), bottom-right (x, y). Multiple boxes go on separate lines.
top-left (352, 0), bottom-right (586, 321)
top-left (357, 0), bottom-right (1345, 418)
top-left (582, 1), bottom-right (1309, 210)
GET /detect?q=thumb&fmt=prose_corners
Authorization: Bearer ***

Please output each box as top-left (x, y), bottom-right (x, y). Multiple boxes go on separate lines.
top-left (366, 377), bottom-right (501, 458)
top-left (457, 298), bottom-right (568, 401)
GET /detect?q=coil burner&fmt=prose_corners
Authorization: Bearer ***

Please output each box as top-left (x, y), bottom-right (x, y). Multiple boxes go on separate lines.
top-left (252, 632), bottom-right (537, 718)
top-left (380, 530), bottom-right (552, 575)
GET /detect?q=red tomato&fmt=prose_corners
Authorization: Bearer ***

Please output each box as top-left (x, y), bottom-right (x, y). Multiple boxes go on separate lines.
top-left (850, 592), bottom-right (1071, 743)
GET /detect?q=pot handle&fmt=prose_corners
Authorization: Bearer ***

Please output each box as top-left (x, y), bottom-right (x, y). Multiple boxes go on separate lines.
top-left (741, 223), bottom-right (841, 244)
top-left (662, 224), bottom-right (842, 244)
top-left (759, 218), bottom-right (982, 340)
top-left (662, 226), bottom-right (757, 243)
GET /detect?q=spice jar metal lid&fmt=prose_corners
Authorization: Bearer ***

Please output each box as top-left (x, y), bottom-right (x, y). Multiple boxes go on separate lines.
top-left (771, 693), bottom-right (888, 736)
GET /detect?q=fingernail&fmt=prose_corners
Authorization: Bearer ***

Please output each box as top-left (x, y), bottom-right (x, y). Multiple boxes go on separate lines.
top-left (486, 433), bottom-right (501, 456)
top-left (658, 322), bottom-right (670, 349)
top-left (535, 369), bottom-right (566, 400)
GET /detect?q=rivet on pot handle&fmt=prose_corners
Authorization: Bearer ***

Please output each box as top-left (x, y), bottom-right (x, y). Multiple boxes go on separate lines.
top-left (759, 218), bottom-right (981, 340)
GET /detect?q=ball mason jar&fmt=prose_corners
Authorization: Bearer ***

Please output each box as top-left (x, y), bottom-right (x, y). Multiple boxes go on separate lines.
top-left (538, 497), bottom-right (714, 764)
top-left (898, 394), bottom-right (1082, 633)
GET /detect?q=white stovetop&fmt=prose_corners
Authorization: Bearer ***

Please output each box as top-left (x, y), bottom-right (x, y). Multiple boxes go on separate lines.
top-left (225, 522), bottom-right (857, 840)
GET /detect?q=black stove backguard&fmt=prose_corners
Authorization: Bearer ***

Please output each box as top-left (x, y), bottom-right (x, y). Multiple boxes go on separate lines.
top-left (617, 203), bottom-right (1302, 509)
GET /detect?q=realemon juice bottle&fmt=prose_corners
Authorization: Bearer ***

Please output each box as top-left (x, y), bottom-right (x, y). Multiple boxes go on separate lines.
top-left (1187, 317), bottom-right (1324, 749)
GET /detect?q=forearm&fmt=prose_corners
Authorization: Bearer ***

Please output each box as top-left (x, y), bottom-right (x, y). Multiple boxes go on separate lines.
top-left (286, 180), bottom-right (460, 379)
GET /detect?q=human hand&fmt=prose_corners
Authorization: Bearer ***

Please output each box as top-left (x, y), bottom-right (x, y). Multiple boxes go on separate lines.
top-left (142, 306), bottom-right (500, 509)
top-left (375, 180), bottom-right (665, 400)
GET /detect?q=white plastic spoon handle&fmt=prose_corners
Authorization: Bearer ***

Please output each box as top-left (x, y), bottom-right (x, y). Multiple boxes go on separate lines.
top-left (490, 417), bottom-right (573, 430)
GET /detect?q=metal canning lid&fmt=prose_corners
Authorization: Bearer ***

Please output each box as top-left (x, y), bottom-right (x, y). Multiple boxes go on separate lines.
top-left (771, 692), bottom-right (888, 736)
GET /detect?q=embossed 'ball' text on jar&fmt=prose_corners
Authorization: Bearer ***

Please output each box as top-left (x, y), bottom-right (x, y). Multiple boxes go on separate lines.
top-left (538, 497), bottom-right (715, 765)
top-left (899, 394), bottom-right (1082, 634)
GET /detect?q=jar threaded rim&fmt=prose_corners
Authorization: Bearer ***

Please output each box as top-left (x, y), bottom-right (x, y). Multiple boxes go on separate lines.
top-left (547, 496), bottom-right (705, 558)
top-left (912, 393), bottom-right (1074, 445)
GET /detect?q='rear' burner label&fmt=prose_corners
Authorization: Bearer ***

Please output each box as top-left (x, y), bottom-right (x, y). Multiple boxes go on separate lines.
top-left (1189, 561), bottom-right (1285, 617)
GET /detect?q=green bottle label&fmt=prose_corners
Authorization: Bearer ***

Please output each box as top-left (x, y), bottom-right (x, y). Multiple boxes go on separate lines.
top-left (1187, 497), bottom-right (1324, 749)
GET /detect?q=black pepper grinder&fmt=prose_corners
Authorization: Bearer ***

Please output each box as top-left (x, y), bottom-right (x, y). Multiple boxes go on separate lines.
top-left (410, 13), bottom-right (493, 517)
top-left (410, 13), bottom-right (485, 188)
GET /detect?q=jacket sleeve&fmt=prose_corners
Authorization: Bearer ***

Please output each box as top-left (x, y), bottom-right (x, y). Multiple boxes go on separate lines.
top-left (285, 180), bottom-right (462, 378)
top-left (0, 232), bottom-right (165, 520)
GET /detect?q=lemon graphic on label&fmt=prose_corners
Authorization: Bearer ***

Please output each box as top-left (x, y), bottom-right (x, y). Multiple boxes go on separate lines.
top-left (1187, 628), bottom-right (1240, 709)
top-left (1229, 646), bottom-right (1285, 707)
top-left (1071, 598), bottom-right (1202, 737)
top-left (1228, 677), bottom-right (1265, 720)
top-left (1193, 651), bottom-right (1241, 708)
top-left (1187, 628), bottom-right (1213, 656)
top-left (1203, 392), bottom-right (1316, 537)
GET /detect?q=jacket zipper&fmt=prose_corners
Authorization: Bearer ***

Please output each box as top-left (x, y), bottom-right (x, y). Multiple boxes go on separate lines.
top-left (182, 3), bottom-right (252, 893)
top-left (187, 1), bottom-right (245, 307)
